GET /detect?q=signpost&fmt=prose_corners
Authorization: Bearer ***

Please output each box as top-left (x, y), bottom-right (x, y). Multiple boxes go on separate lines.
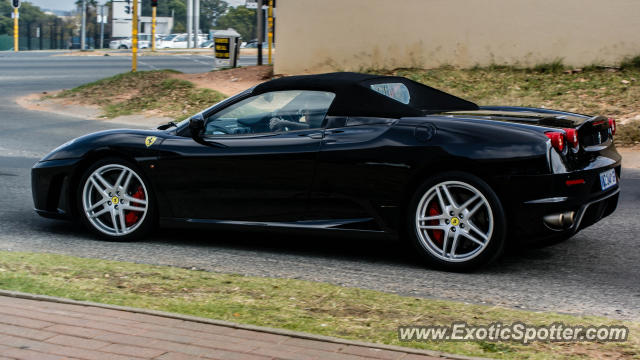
top-left (131, 0), bottom-right (138, 72)
top-left (99, 5), bottom-right (106, 49)
top-left (213, 29), bottom-right (240, 68)
top-left (151, 0), bottom-right (158, 51)
top-left (256, 0), bottom-right (263, 65)
top-left (267, 0), bottom-right (273, 65)
top-left (81, 0), bottom-right (87, 50)
top-left (13, 0), bottom-right (20, 52)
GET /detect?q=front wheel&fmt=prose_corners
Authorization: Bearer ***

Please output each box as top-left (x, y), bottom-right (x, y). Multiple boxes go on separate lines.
top-left (408, 172), bottom-right (506, 271)
top-left (77, 158), bottom-right (155, 241)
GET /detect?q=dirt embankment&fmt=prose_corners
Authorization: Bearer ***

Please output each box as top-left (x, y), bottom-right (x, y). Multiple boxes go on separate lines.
top-left (170, 65), bottom-right (274, 96)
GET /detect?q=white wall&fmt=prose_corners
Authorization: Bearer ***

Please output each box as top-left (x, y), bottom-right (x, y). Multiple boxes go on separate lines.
top-left (275, 0), bottom-right (640, 74)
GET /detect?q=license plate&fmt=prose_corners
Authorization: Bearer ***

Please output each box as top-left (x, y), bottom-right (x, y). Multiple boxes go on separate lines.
top-left (599, 169), bottom-right (617, 191)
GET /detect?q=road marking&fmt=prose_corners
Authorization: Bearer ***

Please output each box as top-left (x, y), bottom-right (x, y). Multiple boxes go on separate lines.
top-left (177, 55), bottom-right (213, 67)
top-left (138, 60), bottom-right (158, 70)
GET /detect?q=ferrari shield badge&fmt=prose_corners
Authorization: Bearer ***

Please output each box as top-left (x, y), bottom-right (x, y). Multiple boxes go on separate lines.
top-left (145, 136), bottom-right (157, 147)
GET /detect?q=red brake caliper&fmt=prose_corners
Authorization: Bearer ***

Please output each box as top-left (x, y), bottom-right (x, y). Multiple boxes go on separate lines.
top-left (427, 200), bottom-right (444, 245)
top-left (125, 186), bottom-right (145, 227)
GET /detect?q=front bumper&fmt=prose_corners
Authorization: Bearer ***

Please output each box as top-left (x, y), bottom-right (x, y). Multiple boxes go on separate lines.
top-left (506, 164), bottom-right (621, 241)
top-left (31, 158), bottom-right (81, 220)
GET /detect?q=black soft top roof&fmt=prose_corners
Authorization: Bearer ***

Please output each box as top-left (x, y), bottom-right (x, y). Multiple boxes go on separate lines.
top-left (252, 72), bottom-right (478, 118)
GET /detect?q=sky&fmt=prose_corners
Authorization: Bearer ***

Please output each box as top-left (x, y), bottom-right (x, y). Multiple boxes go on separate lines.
top-left (26, 0), bottom-right (246, 12)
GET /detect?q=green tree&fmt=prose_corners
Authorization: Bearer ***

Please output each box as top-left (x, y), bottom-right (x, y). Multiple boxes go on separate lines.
top-left (199, 0), bottom-right (227, 33)
top-left (0, 1), bottom-right (58, 35)
top-left (142, 0), bottom-right (226, 34)
top-left (0, 1), bottom-right (13, 34)
top-left (215, 5), bottom-right (256, 41)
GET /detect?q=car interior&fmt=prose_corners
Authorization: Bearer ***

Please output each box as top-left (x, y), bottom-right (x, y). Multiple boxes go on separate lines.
top-left (204, 90), bottom-right (335, 136)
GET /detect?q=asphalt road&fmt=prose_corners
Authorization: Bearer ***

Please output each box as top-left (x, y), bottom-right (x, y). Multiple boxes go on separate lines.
top-left (1, 51), bottom-right (639, 322)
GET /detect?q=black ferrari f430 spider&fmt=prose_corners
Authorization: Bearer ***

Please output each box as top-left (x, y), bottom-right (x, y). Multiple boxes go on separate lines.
top-left (32, 72), bottom-right (621, 270)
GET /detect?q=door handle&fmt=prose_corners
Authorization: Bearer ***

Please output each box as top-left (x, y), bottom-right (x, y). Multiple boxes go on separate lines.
top-left (306, 132), bottom-right (324, 139)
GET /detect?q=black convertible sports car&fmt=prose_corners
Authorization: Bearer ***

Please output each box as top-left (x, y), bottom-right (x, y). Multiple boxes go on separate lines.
top-left (32, 72), bottom-right (621, 270)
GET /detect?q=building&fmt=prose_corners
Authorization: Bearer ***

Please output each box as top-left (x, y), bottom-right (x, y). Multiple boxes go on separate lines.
top-left (274, 0), bottom-right (640, 74)
top-left (111, 0), bottom-right (173, 38)
top-left (111, 17), bottom-right (174, 38)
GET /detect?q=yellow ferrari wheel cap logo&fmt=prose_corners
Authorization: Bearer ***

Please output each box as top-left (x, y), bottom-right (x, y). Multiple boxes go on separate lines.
top-left (111, 196), bottom-right (119, 205)
top-left (450, 217), bottom-right (460, 226)
top-left (145, 136), bottom-right (157, 147)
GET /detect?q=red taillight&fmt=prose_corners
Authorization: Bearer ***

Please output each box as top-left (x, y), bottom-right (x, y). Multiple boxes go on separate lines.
top-left (608, 118), bottom-right (616, 135)
top-left (545, 132), bottom-right (565, 152)
top-left (563, 128), bottom-right (578, 148)
top-left (566, 179), bottom-right (585, 186)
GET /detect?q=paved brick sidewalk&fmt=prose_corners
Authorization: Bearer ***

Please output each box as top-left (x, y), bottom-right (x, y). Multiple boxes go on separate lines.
top-left (0, 295), bottom-right (452, 360)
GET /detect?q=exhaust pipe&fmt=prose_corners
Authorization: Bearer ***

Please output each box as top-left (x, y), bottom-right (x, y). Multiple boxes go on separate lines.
top-left (543, 211), bottom-right (576, 229)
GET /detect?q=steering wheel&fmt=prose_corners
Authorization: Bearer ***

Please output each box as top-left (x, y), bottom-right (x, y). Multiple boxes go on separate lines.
top-left (272, 110), bottom-right (297, 123)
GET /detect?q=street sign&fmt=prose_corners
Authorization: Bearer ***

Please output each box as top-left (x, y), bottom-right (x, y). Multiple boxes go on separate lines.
top-left (214, 37), bottom-right (231, 60)
top-left (11, 12), bottom-right (19, 19)
top-left (213, 31), bottom-right (240, 68)
top-left (12, 0), bottom-right (20, 8)
top-left (97, 15), bottom-right (109, 23)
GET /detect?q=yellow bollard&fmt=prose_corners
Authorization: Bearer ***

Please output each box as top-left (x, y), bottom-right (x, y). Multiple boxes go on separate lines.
top-left (131, 0), bottom-right (138, 72)
top-left (13, 8), bottom-right (19, 52)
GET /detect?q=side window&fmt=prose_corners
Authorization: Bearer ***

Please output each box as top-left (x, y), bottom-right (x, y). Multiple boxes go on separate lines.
top-left (174, 35), bottom-right (187, 42)
top-left (370, 83), bottom-right (411, 104)
top-left (204, 90), bottom-right (335, 136)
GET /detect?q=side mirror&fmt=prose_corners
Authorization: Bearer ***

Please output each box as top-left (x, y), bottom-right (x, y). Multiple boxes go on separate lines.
top-left (189, 113), bottom-right (205, 139)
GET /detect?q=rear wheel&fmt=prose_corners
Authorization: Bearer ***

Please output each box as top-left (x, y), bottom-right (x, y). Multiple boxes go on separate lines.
top-left (77, 158), bottom-right (155, 241)
top-left (408, 172), bottom-right (506, 271)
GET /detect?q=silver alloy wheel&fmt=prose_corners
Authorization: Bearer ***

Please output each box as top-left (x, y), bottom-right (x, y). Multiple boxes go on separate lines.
top-left (415, 181), bottom-right (494, 262)
top-left (82, 164), bottom-right (149, 237)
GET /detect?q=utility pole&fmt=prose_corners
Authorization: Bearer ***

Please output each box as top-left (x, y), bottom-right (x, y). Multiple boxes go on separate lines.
top-left (131, 0), bottom-right (138, 71)
top-left (267, 0), bottom-right (273, 65)
top-left (256, 0), bottom-right (263, 65)
top-left (38, 24), bottom-right (42, 50)
top-left (80, 0), bottom-right (87, 50)
top-left (151, 0), bottom-right (158, 51)
top-left (99, 4), bottom-right (105, 49)
top-left (194, 0), bottom-right (200, 47)
top-left (12, 0), bottom-right (19, 52)
top-left (186, 0), bottom-right (192, 48)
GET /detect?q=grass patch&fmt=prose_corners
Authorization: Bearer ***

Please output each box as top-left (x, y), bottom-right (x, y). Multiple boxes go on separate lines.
top-left (620, 56), bottom-right (640, 70)
top-left (0, 251), bottom-right (638, 360)
top-left (54, 70), bottom-right (227, 121)
top-left (617, 121), bottom-right (640, 146)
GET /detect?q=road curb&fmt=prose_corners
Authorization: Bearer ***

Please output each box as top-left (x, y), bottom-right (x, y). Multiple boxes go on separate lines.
top-left (0, 289), bottom-right (491, 360)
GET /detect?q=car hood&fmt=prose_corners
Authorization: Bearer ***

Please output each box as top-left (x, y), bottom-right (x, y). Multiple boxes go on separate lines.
top-left (40, 128), bottom-right (168, 162)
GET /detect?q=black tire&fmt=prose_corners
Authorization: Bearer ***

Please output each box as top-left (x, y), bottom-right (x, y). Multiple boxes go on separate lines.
top-left (76, 157), bottom-right (156, 241)
top-left (407, 171), bottom-right (506, 271)
top-left (119, 45), bottom-right (128, 49)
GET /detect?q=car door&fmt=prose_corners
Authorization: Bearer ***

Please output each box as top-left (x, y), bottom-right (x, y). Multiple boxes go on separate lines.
top-left (308, 117), bottom-right (404, 230)
top-left (172, 34), bottom-right (188, 48)
top-left (155, 90), bottom-right (336, 222)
